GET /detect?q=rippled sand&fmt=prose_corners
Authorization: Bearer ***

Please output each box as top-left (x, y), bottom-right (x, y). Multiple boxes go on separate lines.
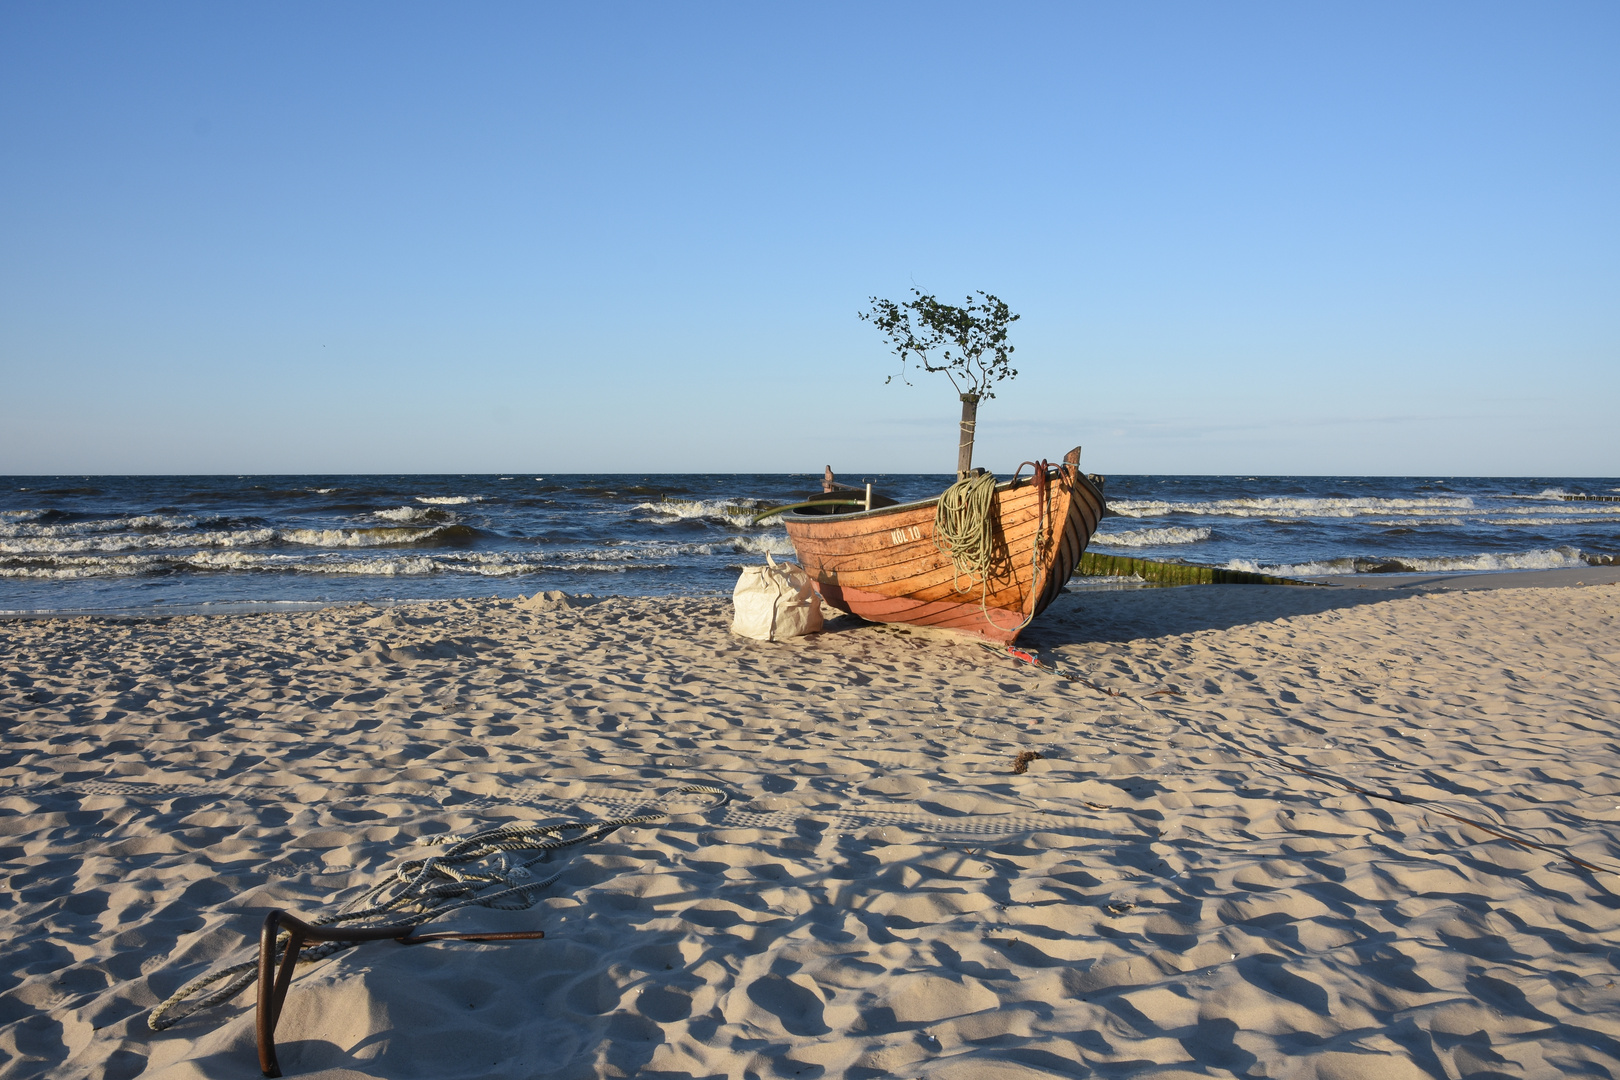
top-left (2, 580), bottom-right (1618, 1078)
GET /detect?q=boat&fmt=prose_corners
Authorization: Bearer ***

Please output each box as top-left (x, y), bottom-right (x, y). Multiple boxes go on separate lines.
top-left (776, 447), bottom-right (1107, 643)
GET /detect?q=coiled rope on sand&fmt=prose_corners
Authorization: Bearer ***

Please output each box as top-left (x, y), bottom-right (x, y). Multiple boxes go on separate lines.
top-left (148, 783), bottom-right (727, 1032)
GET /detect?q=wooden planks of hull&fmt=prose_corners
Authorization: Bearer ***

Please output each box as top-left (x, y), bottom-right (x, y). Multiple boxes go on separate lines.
top-left (813, 583), bottom-right (1031, 643)
top-left (782, 463), bottom-right (1106, 643)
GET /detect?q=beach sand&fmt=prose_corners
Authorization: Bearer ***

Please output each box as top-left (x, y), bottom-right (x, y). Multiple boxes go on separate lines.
top-left (3, 576), bottom-right (1619, 1079)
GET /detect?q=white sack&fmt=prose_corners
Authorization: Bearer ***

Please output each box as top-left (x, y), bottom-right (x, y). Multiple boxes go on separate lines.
top-left (731, 553), bottom-right (823, 640)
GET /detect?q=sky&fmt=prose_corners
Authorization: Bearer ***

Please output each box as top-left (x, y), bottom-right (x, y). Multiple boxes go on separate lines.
top-left (1, 3), bottom-right (1616, 477)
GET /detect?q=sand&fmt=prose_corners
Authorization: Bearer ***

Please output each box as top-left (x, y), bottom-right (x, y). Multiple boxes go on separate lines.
top-left (2, 577), bottom-right (1619, 1079)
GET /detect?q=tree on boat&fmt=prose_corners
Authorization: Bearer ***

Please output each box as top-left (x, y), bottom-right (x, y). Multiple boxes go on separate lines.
top-left (860, 289), bottom-right (1019, 479)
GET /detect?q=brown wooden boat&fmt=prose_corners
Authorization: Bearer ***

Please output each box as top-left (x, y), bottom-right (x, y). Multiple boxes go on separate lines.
top-left (781, 447), bottom-right (1106, 643)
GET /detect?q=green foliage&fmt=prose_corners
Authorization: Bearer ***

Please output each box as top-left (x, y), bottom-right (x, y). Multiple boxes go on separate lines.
top-left (860, 289), bottom-right (1019, 399)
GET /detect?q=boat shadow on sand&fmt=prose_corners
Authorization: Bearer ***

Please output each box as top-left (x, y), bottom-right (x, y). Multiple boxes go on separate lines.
top-left (1003, 583), bottom-right (1398, 649)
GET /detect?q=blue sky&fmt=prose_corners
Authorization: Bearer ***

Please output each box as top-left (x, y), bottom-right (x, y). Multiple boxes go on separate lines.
top-left (2, 3), bottom-right (1615, 476)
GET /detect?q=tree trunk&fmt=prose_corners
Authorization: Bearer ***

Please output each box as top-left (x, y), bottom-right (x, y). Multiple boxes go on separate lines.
top-left (956, 393), bottom-right (980, 480)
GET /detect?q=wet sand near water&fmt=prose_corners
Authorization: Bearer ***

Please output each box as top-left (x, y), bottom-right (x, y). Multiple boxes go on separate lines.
top-left (2, 578), bottom-right (1618, 1078)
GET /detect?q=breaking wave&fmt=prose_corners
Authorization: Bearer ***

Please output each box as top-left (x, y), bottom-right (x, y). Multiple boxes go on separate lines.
top-left (415, 495), bottom-right (483, 505)
top-left (1361, 517), bottom-right (1469, 528)
top-left (719, 534), bottom-right (797, 557)
top-left (374, 506), bottom-right (455, 524)
top-left (1223, 546), bottom-right (1588, 577)
top-left (597, 537), bottom-right (797, 559)
top-left (1109, 496), bottom-right (1476, 519)
top-left (1492, 515), bottom-right (1620, 526)
top-left (1507, 488), bottom-right (1578, 501)
top-left (277, 525), bottom-right (481, 547)
top-left (1111, 493), bottom-right (1620, 522)
top-left (1091, 526), bottom-right (1212, 548)
top-left (0, 528), bottom-right (279, 555)
top-left (634, 498), bottom-right (761, 523)
top-left (0, 549), bottom-right (672, 580)
top-left (0, 523), bottom-right (481, 556)
top-left (0, 514), bottom-right (203, 538)
top-left (0, 533), bottom-right (798, 580)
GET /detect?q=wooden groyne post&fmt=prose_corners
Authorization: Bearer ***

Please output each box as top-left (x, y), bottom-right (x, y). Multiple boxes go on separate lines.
top-left (1076, 551), bottom-right (1322, 586)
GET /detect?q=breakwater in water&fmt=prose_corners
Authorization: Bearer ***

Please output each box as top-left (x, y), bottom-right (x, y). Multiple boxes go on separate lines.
top-left (1075, 551), bottom-right (1322, 586)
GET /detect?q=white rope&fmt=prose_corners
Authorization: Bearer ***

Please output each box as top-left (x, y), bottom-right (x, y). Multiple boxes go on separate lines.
top-left (148, 783), bottom-right (727, 1031)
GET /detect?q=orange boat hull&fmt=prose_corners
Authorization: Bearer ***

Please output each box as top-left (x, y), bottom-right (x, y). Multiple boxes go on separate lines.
top-left (782, 457), bottom-right (1105, 643)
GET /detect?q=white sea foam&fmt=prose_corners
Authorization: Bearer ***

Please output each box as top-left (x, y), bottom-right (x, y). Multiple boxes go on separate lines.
top-left (1221, 557), bottom-right (1361, 578)
top-left (1091, 526), bottom-right (1212, 548)
top-left (0, 550), bottom-right (289, 579)
top-left (0, 528), bottom-right (279, 556)
top-left (1108, 496), bottom-right (1476, 519)
top-left (725, 534), bottom-right (798, 556)
top-left (0, 525), bottom-right (800, 579)
top-left (0, 562), bottom-right (148, 580)
top-left (1224, 546), bottom-right (1587, 577)
top-left (1483, 500), bottom-right (1620, 517)
top-left (277, 526), bottom-right (450, 547)
top-left (0, 514), bottom-right (201, 539)
top-left (1360, 517), bottom-right (1469, 528)
top-left (633, 498), bottom-right (754, 521)
top-left (374, 506), bottom-right (450, 523)
top-left (181, 551), bottom-right (297, 571)
top-left (0, 548), bottom-right (642, 579)
top-left (1540, 504), bottom-right (1620, 516)
top-left (1493, 515), bottom-right (1620, 526)
top-left (399, 551), bottom-right (659, 575)
top-left (415, 496), bottom-right (483, 505)
top-left (593, 539), bottom-right (794, 560)
top-left (299, 556), bottom-right (445, 576)
top-left (1397, 548), bottom-right (1588, 572)
top-left (125, 514), bottom-right (201, 529)
top-left (0, 516), bottom-right (478, 552)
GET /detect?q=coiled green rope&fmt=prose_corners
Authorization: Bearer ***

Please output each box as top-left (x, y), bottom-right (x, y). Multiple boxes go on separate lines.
top-left (933, 472), bottom-right (1001, 593)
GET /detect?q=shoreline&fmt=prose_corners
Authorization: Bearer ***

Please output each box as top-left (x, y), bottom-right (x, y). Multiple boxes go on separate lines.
top-left (5, 563), bottom-right (1618, 622)
top-left (3, 582), bottom-right (1618, 1077)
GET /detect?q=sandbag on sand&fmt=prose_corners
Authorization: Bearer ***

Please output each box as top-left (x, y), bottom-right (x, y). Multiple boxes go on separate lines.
top-left (732, 554), bottom-right (822, 640)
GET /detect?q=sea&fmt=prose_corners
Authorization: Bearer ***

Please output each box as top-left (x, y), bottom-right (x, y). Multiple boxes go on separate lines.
top-left (2, 474), bottom-right (1617, 616)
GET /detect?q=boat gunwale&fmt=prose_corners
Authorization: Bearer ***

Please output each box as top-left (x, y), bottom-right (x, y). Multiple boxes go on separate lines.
top-left (779, 468), bottom-right (1077, 527)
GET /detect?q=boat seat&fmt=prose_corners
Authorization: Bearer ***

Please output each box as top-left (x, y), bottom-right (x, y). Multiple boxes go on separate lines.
top-left (797, 490), bottom-right (899, 515)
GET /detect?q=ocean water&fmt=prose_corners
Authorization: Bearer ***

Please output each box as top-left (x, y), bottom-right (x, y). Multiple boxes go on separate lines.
top-left (1, 473), bottom-right (1616, 614)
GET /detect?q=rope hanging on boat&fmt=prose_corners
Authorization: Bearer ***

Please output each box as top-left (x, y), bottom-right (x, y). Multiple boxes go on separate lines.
top-left (148, 784), bottom-right (728, 1032)
top-left (933, 464), bottom-right (1058, 636)
top-left (975, 460), bottom-right (1053, 636)
top-left (1014, 460), bottom-right (1051, 625)
top-left (932, 471), bottom-right (1001, 593)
